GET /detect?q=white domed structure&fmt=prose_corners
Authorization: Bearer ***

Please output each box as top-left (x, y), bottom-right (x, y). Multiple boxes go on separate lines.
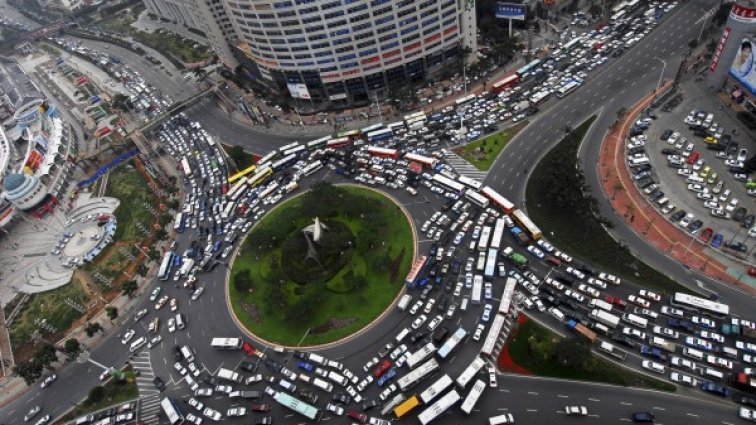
top-left (3, 172), bottom-right (48, 212)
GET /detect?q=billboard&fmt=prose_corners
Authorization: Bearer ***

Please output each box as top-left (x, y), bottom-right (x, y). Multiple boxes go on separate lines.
top-left (286, 83), bottom-right (311, 100)
top-left (495, 2), bottom-right (526, 20)
top-left (710, 27), bottom-right (731, 73)
top-left (730, 4), bottom-right (756, 24)
top-left (728, 37), bottom-right (756, 96)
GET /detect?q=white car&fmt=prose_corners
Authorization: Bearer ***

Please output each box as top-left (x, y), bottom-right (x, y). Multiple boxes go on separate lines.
top-left (473, 324), bottom-right (485, 341)
top-left (412, 314), bottom-right (427, 329)
top-left (577, 284), bottom-right (600, 298)
top-left (565, 267), bottom-right (585, 280)
top-left (628, 295), bottom-right (650, 309)
top-left (622, 326), bottom-right (646, 341)
top-left (526, 245), bottom-right (545, 259)
top-left (638, 290), bottom-right (661, 302)
top-left (188, 397), bottom-right (204, 411)
top-left (427, 315), bottom-right (444, 331)
top-left (536, 239), bottom-right (554, 252)
top-left (586, 277), bottom-right (607, 289)
top-left (670, 371), bottom-right (698, 387)
top-left (326, 403), bottom-right (344, 416)
top-left (174, 362), bottom-right (187, 376)
top-left (121, 329), bottom-right (136, 345)
top-left (191, 287), bottom-right (205, 300)
top-left (185, 413), bottom-right (203, 425)
top-left (652, 326), bottom-right (679, 339)
top-left (565, 406), bottom-right (588, 416)
top-left (202, 407), bottom-right (222, 422)
top-left (170, 298), bottom-right (178, 311)
top-left (409, 300), bottom-right (423, 315)
top-left (155, 295), bottom-right (169, 310)
top-left (167, 318), bottom-right (176, 333)
top-left (363, 357), bottom-right (379, 373)
top-left (671, 356), bottom-right (698, 372)
top-left (378, 383), bottom-right (397, 401)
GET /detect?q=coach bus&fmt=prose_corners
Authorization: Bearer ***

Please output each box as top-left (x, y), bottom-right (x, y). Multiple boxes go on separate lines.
top-left (247, 166), bottom-right (273, 188)
top-left (460, 379), bottom-right (486, 415)
top-left (210, 337), bottom-right (243, 350)
top-left (367, 146), bottom-right (399, 159)
top-left (418, 389), bottom-right (461, 425)
top-left (481, 314), bottom-right (506, 357)
top-left (161, 397), bottom-right (185, 425)
top-left (158, 251), bottom-right (175, 281)
top-left (405, 152), bottom-right (438, 169)
top-left (455, 94), bottom-right (477, 107)
top-left (257, 151), bottom-right (278, 167)
top-left (180, 157), bottom-right (192, 177)
top-left (457, 356), bottom-right (486, 389)
top-left (360, 123), bottom-right (384, 134)
top-left (671, 292), bottom-right (730, 318)
top-left (271, 154), bottom-right (297, 171)
top-left (282, 144), bottom-right (306, 157)
top-left (273, 392), bottom-right (322, 421)
top-left (458, 175), bottom-right (482, 191)
top-left (336, 129), bottom-right (361, 140)
top-left (432, 174), bottom-right (465, 194)
top-left (419, 374), bottom-right (453, 404)
top-left (480, 186), bottom-right (515, 213)
top-left (610, 10), bottom-right (626, 23)
top-left (367, 128), bottom-right (394, 143)
top-left (398, 358), bottom-right (439, 391)
top-left (491, 74), bottom-right (520, 93)
top-left (437, 327), bottom-right (467, 359)
top-left (404, 111), bottom-right (427, 126)
top-left (278, 142), bottom-right (300, 154)
top-left (490, 218), bottom-right (506, 251)
top-left (557, 81), bottom-right (580, 98)
top-left (302, 160), bottom-right (323, 177)
top-left (406, 342), bottom-right (437, 369)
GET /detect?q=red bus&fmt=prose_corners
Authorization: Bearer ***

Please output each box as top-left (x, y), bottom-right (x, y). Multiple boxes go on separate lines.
top-left (367, 146), bottom-right (399, 159)
top-left (491, 75), bottom-right (520, 93)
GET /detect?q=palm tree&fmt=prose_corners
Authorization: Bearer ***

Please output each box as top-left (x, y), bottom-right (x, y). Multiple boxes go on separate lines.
top-left (611, 180), bottom-right (624, 200)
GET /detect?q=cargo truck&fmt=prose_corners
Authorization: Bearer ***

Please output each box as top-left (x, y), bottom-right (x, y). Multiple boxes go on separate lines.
top-left (500, 246), bottom-right (528, 268)
top-left (567, 320), bottom-right (597, 342)
top-left (510, 227), bottom-right (531, 246)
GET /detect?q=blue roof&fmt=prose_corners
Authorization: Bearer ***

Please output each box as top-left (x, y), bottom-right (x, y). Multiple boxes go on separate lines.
top-left (3, 173), bottom-right (26, 192)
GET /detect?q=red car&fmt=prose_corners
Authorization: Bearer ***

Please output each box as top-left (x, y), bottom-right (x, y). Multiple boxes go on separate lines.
top-left (699, 228), bottom-right (713, 243)
top-left (605, 295), bottom-right (628, 309)
top-left (749, 265), bottom-right (756, 277)
top-left (347, 410), bottom-right (368, 423)
top-left (242, 342), bottom-right (257, 357)
top-left (373, 359), bottom-right (392, 378)
top-left (251, 404), bottom-right (271, 412)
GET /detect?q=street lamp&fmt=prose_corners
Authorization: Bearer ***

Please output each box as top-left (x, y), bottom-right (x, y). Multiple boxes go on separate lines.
top-left (653, 57), bottom-right (666, 92)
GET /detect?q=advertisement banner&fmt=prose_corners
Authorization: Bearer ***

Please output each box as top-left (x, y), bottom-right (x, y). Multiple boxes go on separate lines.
top-left (329, 93), bottom-right (348, 101)
top-left (710, 27), bottom-right (731, 73)
top-left (495, 2), bottom-right (526, 20)
top-left (728, 37), bottom-right (756, 96)
top-left (286, 83), bottom-right (311, 100)
top-left (730, 4), bottom-right (756, 24)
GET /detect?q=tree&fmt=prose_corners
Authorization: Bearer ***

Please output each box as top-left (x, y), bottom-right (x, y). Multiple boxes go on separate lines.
top-left (147, 248), bottom-right (160, 261)
top-left (588, 3), bottom-right (603, 18)
top-left (611, 180), bottom-right (624, 200)
top-left (122, 280), bottom-right (138, 297)
top-left (233, 270), bottom-right (253, 293)
top-left (616, 107), bottom-right (627, 120)
top-left (112, 93), bottom-right (130, 112)
top-left (87, 385), bottom-right (105, 405)
top-left (33, 344), bottom-right (58, 368)
top-left (228, 145), bottom-right (251, 170)
top-left (106, 306), bottom-right (118, 321)
top-left (551, 338), bottom-right (589, 369)
top-left (155, 228), bottom-right (168, 241)
top-left (13, 361), bottom-right (43, 385)
top-left (63, 338), bottom-right (82, 357)
top-left (85, 322), bottom-right (103, 337)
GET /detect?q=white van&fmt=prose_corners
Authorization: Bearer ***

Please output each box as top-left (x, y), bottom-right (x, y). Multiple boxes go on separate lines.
top-left (592, 322), bottom-right (611, 336)
top-left (327, 371), bottom-right (348, 386)
top-left (395, 327), bottom-right (411, 343)
top-left (682, 347), bottom-right (704, 361)
top-left (307, 353), bottom-right (326, 365)
top-left (181, 345), bottom-right (194, 363)
top-left (175, 313), bottom-right (186, 330)
top-left (722, 346), bottom-right (738, 359)
top-left (703, 367), bottom-right (724, 380)
top-left (129, 337), bottom-right (147, 353)
top-left (312, 377), bottom-right (334, 392)
top-left (622, 313), bottom-right (648, 329)
top-left (217, 367), bottom-right (242, 383)
top-left (397, 294), bottom-right (412, 311)
top-left (686, 175), bottom-right (704, 184)
top-left (460, 297), bottom-right (470, 311)
top-left (628, 157), bottom-right (650, 166)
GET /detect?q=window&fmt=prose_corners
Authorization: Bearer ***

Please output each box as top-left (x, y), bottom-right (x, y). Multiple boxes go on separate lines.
top-left (400, 16), bottom-right (417, 26)
top-left (320, 65), bottom-right (337, 71)
top-left (442, 17), bottom-right (455, 26)
top-left (284, 28), bottom-right (303, 35)
top-left (277, 10), bottom-right (296, 18)
top-left (350, 13), bottom-right (370, 23)
top-left (330, 28), bottom-right (350, 37)
top-left (317, 57), bottom-right (334, 63)
top-left (420, 9), bottom-right (436, 18)
top-left (262, 21), bottom-right (279, 28)
top-left (300, 6), bottom-right (318, 14)
top-left (402, 33), bottom-right (420, 43)
top-left (422, 16), bottom-right (438, 27)
top-left (441, 0), bottom-right (454, 9)
top-left (442, 8), bottom-right (455, 18)
top-left (273, 1), bottom-right (293, 7)
top-left (289, 37), bottom-right (306, 43)
top-left (333, 37), bottom-right (352, 45)
top-left (376, 24), bottom-right (395, 34)
top-left (347, 3), bottom-right (368, 13)
top-left (258, 13), bottom-right (275, 19)
top-left (374, 15), bottom-right (392, 25)
top-left (378, 32), bottom-right (397, 42)
top-left (299, 61), bottom-right (315, 66)
top-left (309, 33), bottom-right (327, 40)
top-left (353, 22), bottom-right (372, 32)
top-left (281, 19), bottom-right (299, 26)
top-left (335, 45), bottom-right (354, 53)
top-left (371, 0), bottom-right (390, 5)
top-left (354, 31), bottom-right (374, 40)
top-left (270, 38), bottom-right (287, 44)
top-left (359, 48), bottom-right (378, 57)
top-left (324, 10), bottom-right (344, 19)
top-left (306, 24), bottom-right (325, 32)
top-left (302, 16), bottom-right (322, 24)
top-left (291, 45), bottom-right (309, 51)
top-left (397, 7), bottom-right (416, 18)
top-left (338, 53), bottom-right (357, 61)
top-left (419, 0), bottom-right (437, 9)
top-left (328, 19), bottom-right (348, 28)
top-left (400, 25), bottom-right (418, 35)
top-left (381, 40), bottom-right (399, 50)
top-left (321, 1), bottom-right (341, 9)
top-left (422, 24), bottom-right (439, 35)
top-left (312, 42), bottom-right (330, 49)
top-left (356, 41), bottom-right (373, 49)
top-left (340, 61), bottom-right (358, 69)
top-left (373, 6), bottom-right (392, 16)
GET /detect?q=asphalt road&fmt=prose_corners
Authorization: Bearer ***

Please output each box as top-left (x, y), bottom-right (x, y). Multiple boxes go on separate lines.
top-left (483, 0), bottom-right (756, 316)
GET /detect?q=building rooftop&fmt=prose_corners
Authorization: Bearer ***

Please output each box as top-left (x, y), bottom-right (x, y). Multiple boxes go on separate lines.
top-left (0, 56), bottom-right (43, 112)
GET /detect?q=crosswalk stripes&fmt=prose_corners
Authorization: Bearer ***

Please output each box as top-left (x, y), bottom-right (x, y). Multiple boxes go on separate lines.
top-left (130, 350), bottom-right (161, 425)
top-left (444, 152), bottom-right (488, 181)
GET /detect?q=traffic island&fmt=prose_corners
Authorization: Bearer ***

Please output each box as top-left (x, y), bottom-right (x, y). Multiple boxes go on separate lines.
top-left (228, 183), bottom-right (414, 346)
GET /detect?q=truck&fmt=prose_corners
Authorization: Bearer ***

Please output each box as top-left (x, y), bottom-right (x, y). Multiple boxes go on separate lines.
top-left (590, 309), bottom-right (620, 329)
top-left (722, 323), bottom-right (756, 341)
top-left (510, 227), bottom-right (530, 246)
top-left (649, 336), bottom-right (677, 353)
top-left (640, 345), bottom-right (668, 362)
top-left (597, 341), bottom-right (627, 361)
top-left (567, 320), bottom-right (597, 342)
top-left (513, 100), bottom-right (530, 112)
top-left (501, 246), bottom-right (528, 268)
top-left (217, 367), bottom-right (242, 383)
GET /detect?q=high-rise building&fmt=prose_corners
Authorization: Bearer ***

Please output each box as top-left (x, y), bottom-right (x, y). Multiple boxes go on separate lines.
top-left (226, 0), bottom-right (477, 107)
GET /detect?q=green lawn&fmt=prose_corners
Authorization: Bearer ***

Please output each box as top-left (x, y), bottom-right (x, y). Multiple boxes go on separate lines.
top-left (508, 319), bottom-right (676, 392)
top-left (104, 162), bottom-right (157, 242)
top-left (454, 122), bottom-right (527, 170)
top-left (9, 279), bottom-right (91, 349)
top-left (134, 30), bottom-right (210, 63)
top-left (525, 117), bottom-right (691, 295)
top-left (230, 185), bottom-right (414, 345)
top-left (66, 370), bottom-right (138, 419)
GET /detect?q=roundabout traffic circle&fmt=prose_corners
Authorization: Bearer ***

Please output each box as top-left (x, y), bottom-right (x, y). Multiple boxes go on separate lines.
top-left (228, 183), bottom-right (415, 347)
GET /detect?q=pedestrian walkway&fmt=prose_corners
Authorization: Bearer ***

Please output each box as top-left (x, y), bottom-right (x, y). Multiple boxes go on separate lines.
top-left (444, 152), bottom-right (488, 181)
top-left (131, 350), bottom-right (160, 425)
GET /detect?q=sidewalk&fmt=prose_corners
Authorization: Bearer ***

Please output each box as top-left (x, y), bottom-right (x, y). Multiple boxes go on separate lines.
top-left (598, 82), bottom-right (756, 295)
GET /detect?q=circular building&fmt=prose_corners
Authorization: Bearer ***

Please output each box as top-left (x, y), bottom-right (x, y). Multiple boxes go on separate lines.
top-left (3, 172), bottom-right (52, 214)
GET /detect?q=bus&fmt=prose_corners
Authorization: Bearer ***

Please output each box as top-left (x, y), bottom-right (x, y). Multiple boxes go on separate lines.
top-left (477, 227), bottom-right (492, 252)
top-left (481, 314), bottom-right (505, 357)
top-left (257, 151), bottom-right (278, 167)
top-left (511, 209), bottom-right (542, 240)
top-left (381, 394), bottom-right (406, 416)
top-left (484, 248), bottom-right (498, 280)
top-left (432, 174), bottom-right (465, 194)
top-left (406, 342), bottom-right (437, 369)
top-left (248, 166), bottom-right (273, 187)
top-left (455, 94), bottom-right (477, 107)
top-left (465, 190), bottom-right (489, 208)
top-left (458, 176), bottom-right (482, 191)
top-left (420, 374), bottom-right (453, 404)
top-left (210, 337), bottom-right (243, 349)
top-left (490, 218), bottom-right (506, 251)
top-left (282, 145), bottom-right (306, 157)
top-left (404, 111), bottom-right (427, 126)
top-left (610, 10), bottom-right (626, 24)
top-left (437, 327), bottom-right (467, 359)
top-left (160, 397), bottom-right (185, 425)
top-left (498, 278), bottom-right (517, 315)
top-left (228, 165), bottom-right (256, 184)
top-left (611, 0), bottom-right (627, 14)
top-left (227, 178), bottom-right (248, 200)
top-left (174, 212), bottom-right (184, 233)
top-left (530, 91), bottom-right (551, 105)
top-left (337, 129), bottom-right (361, 139)
top-left (221, 201), bottom-right (236, 221)
top-left (671, 292), bottom-right (730, 318)
top-left (456, 356), bottom-right (486, 389)
top-left (278, 142), bottom-right (301, 153)
top-left (306, 136), bottom-right (331, 151)
top-left (180, 157), bottom-right (192, 177)
top-left (516, 59), bottom-right (541, 78)
top-left (471, 275), bottom-right (482, 305)
top-left (179, 258), bottom-right (194, 276)
top-left (625, 0), bottom-right (640, 11)
top-left (393, 395), bottom-right (421, 419)
top-left (418, 389), bottom-right (461, 425)
top-left (367, 128), bottom-right (394, 142)
top-left (302, 160), bottom-right (323, 177)
top-left (326, 137), bottom-right (352, 149)
top-left (360, 123), bottom-right (384, 134)
top-left (271, 153), bottom-right (297, 171)
top-left (460, 379), bottom-right (486, 415)
top-left (273, 392), bottom-right (322, 421)
top-left (557, 81), bottom-right (580, 98)
top-left (398, 358), bottom-right (439, 391)
top-left (259, 182), bottom-right (280, 200)
top-left (561, 37), bottom-right (583, 52)
top-left (491, 74), bottom-right (520, 93)
top-left (158, 251), bottom-right (175, 280)
top-left (481, 186), bottom-right (515, 214)
top-left (405, 153), bottom-right (438, 169)
top-left (367, 146), bottom-right (399, 159)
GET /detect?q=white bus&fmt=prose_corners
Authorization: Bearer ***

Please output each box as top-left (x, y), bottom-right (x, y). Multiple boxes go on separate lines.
top-left (590, 309), bottom-right (620, 328)
top-left (160, 397), bottom-right (185, 425)
top-left (481, 314), bottom-right (506, 357)
top-left (456, 356), bottom-right (486, 389)
top-left (404, 111), bottom-right (427, 126)
top-left (278, 142), bottom-right (301, 153)
top-left (460, 379), bottom-right (486, 415)
top-left (418, 389), bottom-right (461, 425)
top-left (181, 157), bottom-right (192, 177)
top-left (557, 81), bottom-right (580, 98)
top-left (490, 218), bottom-right (506, 250)
top-left (301, 160), bottom-right (323, 177)
top-left (158, 251), bottom-right (175, 281)
top-left (465, 190), bottom-right (490, 208)
top-left (419, 374), bottom-right (453, 404)
top-left (282, 145), bottom-right (306, 157)
top-left (179, 258), bottom-right (195, 276)
top-left (229, 183), bottom-right (248, 203)
top-left (484, 248), bottom-right (498, 280)
top-left (259, 182), bottom-right (280, 200)
top-left (455, 94), bottom-right (477, 107)
top-left (611, 0), bottom-right (628, 14)
top-left (174, 212), bottom-right (184, 232)
top-left (306, 136), bottom-right (331, 151)
top-left (257, 151), bottom-right (278, 168)
top-left (437, 327), bottom-right (467, 359)
top-left (530, 90), bottom-right (550, 105)
top-left (248, 166), bottom-right (273, 187)
top-left (610, 10), bottom-right (626, 23)
top-left (226, 178), bottom-right (248, 200)
top-left (221, 201), bottom-right (236, 221)
top-left (406, 342), bottom-right (437, 369)
top-left (404, 152), bottom-right (438, 168)
top-left (498, 278), bottom-right (517, 315)
top-left (458, 175), bottom-right (482, 191)
top-left (671, 292), bottom-right (729, 318)
top-left (481, 186), bottom-right (515, 214)
top-left (210, 337), bottom-right (243, 350)
top-left (471, 275), bottom-right (483, 305)
top-left (477, 227), bottom-right (492, 252)
top-left (432, 174), bottom-right (465, 193)
top-left (398, 358), bottom-right (439, 391)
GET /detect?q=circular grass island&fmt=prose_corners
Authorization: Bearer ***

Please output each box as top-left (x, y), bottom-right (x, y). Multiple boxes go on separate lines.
top-left (229, 183), bottom-right (415, 346)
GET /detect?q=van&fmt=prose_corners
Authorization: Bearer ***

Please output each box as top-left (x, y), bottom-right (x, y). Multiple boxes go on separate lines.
top-left (307, 353), bottom-right (326, 365)
top-left (129, 337), bottom-right (147, 353)
top-left (598, 341), bottom-right (627, 360)
top-left (327, 371), bottom-right (348, 386)
top-left (628, 157), bottom-right (649, 166)
top-left (643, 361), bottom-right (665, 374)
top-left (217, 367), bottom-right (242, 383)
top-left (592, 322), bottom-right (611, 336)
top-left (722, 346), bottom-right (738, 359)
top-left (180, 345), bottom-right (194, 363)
top-left (395, 327), bottom-right (410, 343)
top-left (683, 347), bottom-right (705, 361)
top-left (312, 377), bottom-right (334, 392)
top-left (622, 313), bottom-right (648, 329)
top-left (279, 378), bottom-right (297, 392)
top-left (686, 175), bottom-right (704, 184)
top-left (175, 313), bottom-right (186, 330)
top-left (460, 297), bottom-right (470, 311)
top-left (326, 360), bottom-right (344, 370)
top-left (703, 367), bottom-right (724, 380)
top-left (397, 294), bottom-right (412, 311)
top-left (75, 415), bottom-right (95, 425)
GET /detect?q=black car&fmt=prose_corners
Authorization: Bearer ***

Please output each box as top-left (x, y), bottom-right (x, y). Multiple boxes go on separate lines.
top-left (733, 207), bottom-right (748, 222)
top-left (670, 210), bottom-right (687, 222)
top-left (659, 129), bottom-right (673, 141)
top-left (648, 191), bottom-right (664, 202)
top-left (333, 392), bottom-right (351, 404)
top-left (409, 329), bottom-right (429, 344)
top-left (611, 334), bottom-right (638, 348)
top-left (637, 178), bottom-right (655, 189)
top-left (632, 411), bottom-right (655, 422)
top-left (362, 399), bottom-right (381, 411)
top-left (293, 350), bottom-right (307, 360)
top-left (239, 361), bottom-right (258, 373)
top-left (726, 242), bottom-right (748, 253)
top-left (661, 148), bottom-right (679, 155)
top-left (741, 214), bottom-right (755, 229)
top-left (173, 346), bottom-right (183, 362)
top-left (432, 327), bottom-right (450, 344)
top-left (298, 390), bottom-right (318, 404)
top-left (727, 142), bottom-right (740, 157)
top-left (633, 164), bottom-right (652, 174)
top-left (687, 220), bottom-right (703, 233)
top-left (202, 376), bottom-right (220, 387)
top-left (153, 376), bottom-right (166, 391)
top-left (706, 143), bottom-right (727, 151)
top-left (734, 393), bottom-right (756, 407)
